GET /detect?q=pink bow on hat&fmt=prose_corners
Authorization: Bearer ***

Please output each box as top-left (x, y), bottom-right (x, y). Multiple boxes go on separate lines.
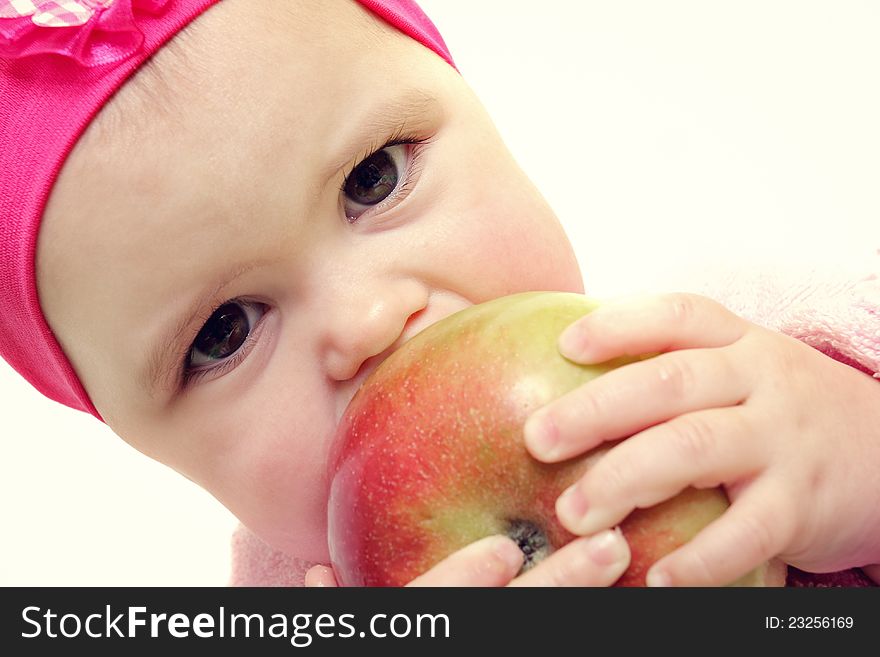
top-left (0, 0), bottom-right (171, 66)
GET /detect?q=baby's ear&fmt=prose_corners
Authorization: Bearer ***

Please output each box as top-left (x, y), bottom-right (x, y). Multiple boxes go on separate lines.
top-left (304, 565), bottom-right (338, 587)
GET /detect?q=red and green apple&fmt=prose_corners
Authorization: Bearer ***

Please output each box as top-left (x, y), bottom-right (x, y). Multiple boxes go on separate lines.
top-left (327, 291), bottom-right (785, 586)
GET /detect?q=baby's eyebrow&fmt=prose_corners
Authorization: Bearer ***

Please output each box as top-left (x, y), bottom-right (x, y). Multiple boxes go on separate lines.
top-left (320, 88), bottom-right (441, 183)
top-left (141, 261), bottom-right (261, 397)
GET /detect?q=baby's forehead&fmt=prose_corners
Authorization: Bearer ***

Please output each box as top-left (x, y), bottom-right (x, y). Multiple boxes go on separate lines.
top-left (89, 0), bottom-right (410, 153)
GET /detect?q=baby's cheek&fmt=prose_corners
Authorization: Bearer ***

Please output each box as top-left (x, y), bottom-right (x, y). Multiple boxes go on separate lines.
top-left (237, 424), bottom-right (332, 561)
top-left (182, 394), bottom-right (334, 563)
top-left (466, 200), bottom-right (583, 297)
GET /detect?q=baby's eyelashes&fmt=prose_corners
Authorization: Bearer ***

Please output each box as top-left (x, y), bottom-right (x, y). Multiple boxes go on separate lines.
top-left (343, 143), bottom-right (408, 216)
top-left (183, 299), bottom-right (268, 386)
top-left (342, 136), bottom-right (428, 221)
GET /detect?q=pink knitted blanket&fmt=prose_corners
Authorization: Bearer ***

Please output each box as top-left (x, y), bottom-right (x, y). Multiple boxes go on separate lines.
top-left (229, 256), bottom-right (880, 587)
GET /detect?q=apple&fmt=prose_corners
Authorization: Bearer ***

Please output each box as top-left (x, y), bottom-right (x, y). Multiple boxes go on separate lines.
top-left (327, 291), bottom-right (785, 586)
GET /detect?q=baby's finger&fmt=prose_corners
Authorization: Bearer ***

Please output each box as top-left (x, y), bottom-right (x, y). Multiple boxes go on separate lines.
top-left (558, 293), bottom-right (747, 364)
top-left (525, 347), bottom-right (749, 462)
top-left (645, 478), bottom-right (794, 586)
top-left (509, 529), bottom-right (630, 587)
top-left (406, 536), bottom-right (524, 587)
top-left (305, 565), bottom-right (339, 587)
top-left (863, 564), bottom-right (880, 585)
top-left (556, 407), bottom-right (759, 536)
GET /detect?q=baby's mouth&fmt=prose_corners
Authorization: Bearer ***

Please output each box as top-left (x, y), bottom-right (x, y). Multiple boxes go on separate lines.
top-left (332, 314), bottom-right (423, 424)
top-left (333, 293), bottom-right (473, 422)
top-left (344, 310), bottom-right (428, 399)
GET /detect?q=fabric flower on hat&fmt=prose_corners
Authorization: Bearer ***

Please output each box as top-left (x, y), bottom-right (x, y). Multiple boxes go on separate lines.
top-left (0, 0), bottom-right (171, 66)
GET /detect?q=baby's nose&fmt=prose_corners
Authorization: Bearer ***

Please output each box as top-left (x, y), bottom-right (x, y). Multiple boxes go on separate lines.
top-left (321, 280), bottom-right (428, 382)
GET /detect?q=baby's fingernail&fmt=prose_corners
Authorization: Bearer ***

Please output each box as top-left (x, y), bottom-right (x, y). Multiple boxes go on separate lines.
top-left (557, 484), bottom-right (589, 526)
top-left (305, 566), bottom-right (332, 587)
top-left (584, 528), bottom-right (628, 566)
top-left (558, 324), bottom-right (587, 359)
top-left (646, 567), bottom-right (672, 587)
top-left (491, 536), bottom-right (525, 574)
top-left (524, 411), bottom-right (559, 459)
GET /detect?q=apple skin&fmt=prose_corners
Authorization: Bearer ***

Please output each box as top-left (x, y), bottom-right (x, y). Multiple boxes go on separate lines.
top-left (328, 291), bottom-right (785, 587)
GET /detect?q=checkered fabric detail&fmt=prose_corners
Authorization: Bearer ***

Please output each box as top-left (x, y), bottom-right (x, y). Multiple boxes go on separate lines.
top-left (0, 1), bottom-right (114, 27)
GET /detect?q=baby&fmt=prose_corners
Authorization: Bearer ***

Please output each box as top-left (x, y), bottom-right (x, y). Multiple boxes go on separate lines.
top-left (2, 0), bottom-right (879, 587)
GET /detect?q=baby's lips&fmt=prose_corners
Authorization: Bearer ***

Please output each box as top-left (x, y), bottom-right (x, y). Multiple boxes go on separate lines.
top-left (333, 294), bottom-right (473, 421)
top-left (332, 341), bottom-right (407, 423)
top-left (352, 307), bottom-right (449, 387)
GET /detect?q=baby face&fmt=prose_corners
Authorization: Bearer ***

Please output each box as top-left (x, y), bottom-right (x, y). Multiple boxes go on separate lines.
top-left (36, 0), bottom-right (582, 562)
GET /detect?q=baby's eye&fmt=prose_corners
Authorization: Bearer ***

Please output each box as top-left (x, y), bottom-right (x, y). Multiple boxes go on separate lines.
top-left (342, 143), bottom-right (409, 220)
top-left (186, 300), bottom-right (266, 380)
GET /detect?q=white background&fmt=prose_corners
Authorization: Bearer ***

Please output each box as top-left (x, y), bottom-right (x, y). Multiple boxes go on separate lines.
top-left (2, 0), bottom-right (878, 585)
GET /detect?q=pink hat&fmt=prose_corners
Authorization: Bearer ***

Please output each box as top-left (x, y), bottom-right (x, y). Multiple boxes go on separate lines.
top-left (0, 0), bottom-right (454, 421)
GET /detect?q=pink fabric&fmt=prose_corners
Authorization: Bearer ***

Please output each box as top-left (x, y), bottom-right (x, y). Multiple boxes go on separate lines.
top-left (229, 524), bottom-right (312, 588)
top-left (229, 256), bottom-right (880, 586)
top-left (0, 0), bottom-right (222, 420)
top-left (0, 0), bottom-right (453, 421)
top-left (355, 0), bottom-right (454, 70)
top-left (0, 1), bottom-right (173, 66)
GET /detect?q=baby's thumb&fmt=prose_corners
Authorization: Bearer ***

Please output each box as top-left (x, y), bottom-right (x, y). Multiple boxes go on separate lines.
top-left (304, 564), bottom-right (339, 587)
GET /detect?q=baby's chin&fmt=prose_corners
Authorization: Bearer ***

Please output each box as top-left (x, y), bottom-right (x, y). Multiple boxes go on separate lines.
top-left (235, 488), bottom-right (332, 565)
top-left (255, 520), bottom-right (331, 565)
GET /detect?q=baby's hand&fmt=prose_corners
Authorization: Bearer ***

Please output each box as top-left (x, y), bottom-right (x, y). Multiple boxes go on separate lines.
top-left (524, 293), bottom-right (880, 586)
top-left (305, 530), bottom-right (630, 587)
